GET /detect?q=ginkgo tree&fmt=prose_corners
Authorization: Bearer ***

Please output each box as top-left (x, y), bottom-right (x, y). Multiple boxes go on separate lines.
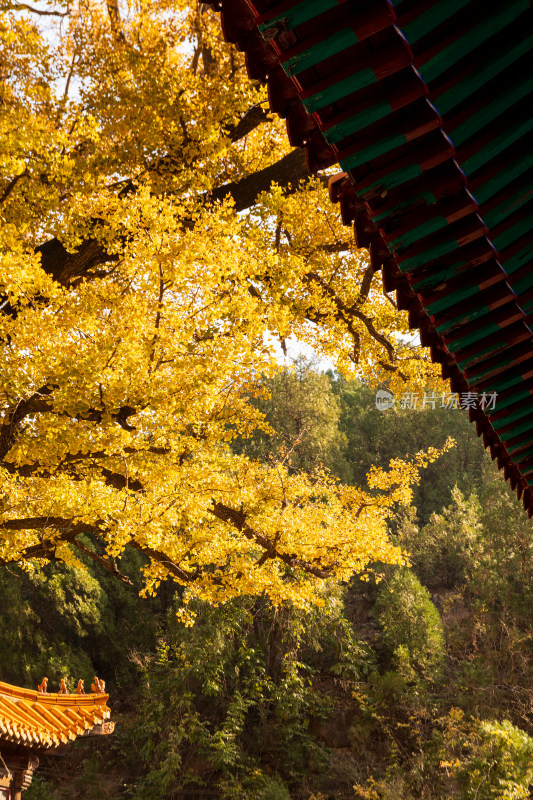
top-left (0, 0), bottom-right (447, 610)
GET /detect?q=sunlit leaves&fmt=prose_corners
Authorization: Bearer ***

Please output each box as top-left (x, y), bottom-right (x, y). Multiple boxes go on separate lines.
top-left (0, 0), bottom-right (449, 607)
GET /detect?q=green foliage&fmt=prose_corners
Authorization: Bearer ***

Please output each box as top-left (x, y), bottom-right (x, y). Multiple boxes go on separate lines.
top-left (0, 543), bottom-right (161, 690)
top-left (474, 460), bottom-right (533, 617)
top-left (435, 711), bottom-right (533, 800)
top-left (400, 488), bottom-right (484, 588)
top-left (375, 568), bottom-right (445, 683)
top-left (458, 719), bottom-right (533, 800)
top-left (5, 371), bottom-right (533, 800)
top-left (354, 711), bottom-right (533, 800)
top-left (235, 356), bottom-right (347, 477)
top-left (256, 776), bottom-right (291, 800)
top-left (72, 752), bottom-right (111, 800)
top-left (122, 593), bottom-right (373, 799)
top-left (25, 777), bottom-right (60, 800)
top-left (0, 562), bottom-right (99, 686)
top-left (331, 376), bottom-right (484, 524)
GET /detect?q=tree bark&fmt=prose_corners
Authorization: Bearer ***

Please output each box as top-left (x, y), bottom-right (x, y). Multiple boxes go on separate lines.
top-left (209, 148), bottom-right (308, 211)
top-left (36, 149), bottom-right (309, 286)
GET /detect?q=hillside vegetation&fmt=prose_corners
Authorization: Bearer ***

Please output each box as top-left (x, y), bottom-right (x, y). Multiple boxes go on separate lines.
top-left (2, 365), bottom-right (531, 800)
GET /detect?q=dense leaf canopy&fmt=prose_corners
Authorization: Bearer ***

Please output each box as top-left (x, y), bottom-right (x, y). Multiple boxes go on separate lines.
top-left (0, 0), bottom-right (445, 608)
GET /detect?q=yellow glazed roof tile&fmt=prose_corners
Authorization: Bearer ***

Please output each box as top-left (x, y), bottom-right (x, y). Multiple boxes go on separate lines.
top-left (0, 679), bottom-right (112, 748)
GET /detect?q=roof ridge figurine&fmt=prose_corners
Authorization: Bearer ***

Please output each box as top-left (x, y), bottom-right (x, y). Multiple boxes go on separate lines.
top-left (91, 676), bottom-right (106, 694)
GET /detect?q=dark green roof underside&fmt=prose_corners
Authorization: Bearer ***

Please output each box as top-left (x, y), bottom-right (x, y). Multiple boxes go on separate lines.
top-left (209, 0), bottom-right (533, 511)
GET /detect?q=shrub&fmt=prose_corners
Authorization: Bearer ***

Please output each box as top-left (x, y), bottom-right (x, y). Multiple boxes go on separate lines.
top-left (375, 568), bottom-right (445, 682)
top-left (257, 776), bottom-right (291, 800)
top-left (457, 719), bottom-right (533, 800)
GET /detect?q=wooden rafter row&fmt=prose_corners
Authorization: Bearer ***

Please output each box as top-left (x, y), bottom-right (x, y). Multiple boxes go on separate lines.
top-left (206, 0), bottom-right (533, 514)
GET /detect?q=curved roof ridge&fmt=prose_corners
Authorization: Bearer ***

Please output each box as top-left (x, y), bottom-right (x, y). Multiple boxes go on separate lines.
top-left (0, 679), bottom-right (108, 705)
top-left (0, 679), bottom-right (113, 749)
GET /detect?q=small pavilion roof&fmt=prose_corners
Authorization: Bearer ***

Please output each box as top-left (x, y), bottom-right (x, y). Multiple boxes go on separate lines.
top-left (0, 680), bottom-right (112, 749)
top-left (206, 0), bottom-right (533, 514)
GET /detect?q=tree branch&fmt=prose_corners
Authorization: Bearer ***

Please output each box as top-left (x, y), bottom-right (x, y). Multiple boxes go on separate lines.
top-left (0, 386), bottom-right (54, 460)
top-left (5, 2), bottom-right (68, 15)
top-left (36, 237), bottom-right (109, 287)
top-left (73, 538), bottom-right (133, 585)
top-left (0, 520), bottom-right (101, 563)
top-left (302, 271), bottom-right (398, 365)
top-left (209, 501), bottom-right (334, 578)
top-left (128, 540), bottom-right (203, 584)
top-left (35, 149), bottom-right (310, 287)
top-left (0, 457), bottom-right (146, 491)
top-left (0, 500), bottom-right (336, 585)
top-left (1, 444), bottom-right (169, 475)
top-left (0, 170), bottom-right (28, 205)
top-left (358, 261), bottom-right (376, 304)
top-left (106, 0), bottom-right (126, 42)
top-left (209, 148), bottom-right (308, 212)
top-left (117, 103), bottom-right (272, 196)
top-left (225, 104), bottom-right (270, 142)
top-left (0, 391), bottom-right (142, 464)
top-left (0, 516), bottom-right (180, 584)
